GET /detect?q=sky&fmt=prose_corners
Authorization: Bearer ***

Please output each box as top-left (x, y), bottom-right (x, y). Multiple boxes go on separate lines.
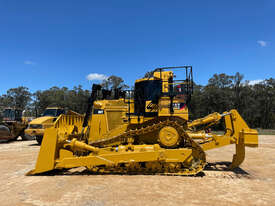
top-left (0, 0), bottom-right (274, 94)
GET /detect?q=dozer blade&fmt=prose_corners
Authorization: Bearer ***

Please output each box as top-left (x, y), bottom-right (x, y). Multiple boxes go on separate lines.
top-left (26, 128), bottom-right (58, 175)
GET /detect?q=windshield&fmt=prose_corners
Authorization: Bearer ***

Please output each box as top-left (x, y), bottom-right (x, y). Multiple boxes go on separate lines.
top-left (42, 109), bottom-right (57, 117)
top-left (3, 109), bottom-right (15, 119)
top-left (3, 109), bottom-right (22, 120)
top-left (42, 109), bottom-right (65, 117)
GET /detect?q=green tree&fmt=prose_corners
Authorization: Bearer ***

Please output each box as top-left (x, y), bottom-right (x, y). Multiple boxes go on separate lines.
top-left (232, 72), bottom-right (244, 110)
top-left (101, 75), bottom-right (129, 90)
top-left (67, 85), bottom-right (90, 114)
top-left (252, 79), bottom-right (275, 128)
top-left (203, 73), bottom-right (234, 114)
top-left (33, 85), bottom-right (91, 115)
top-left (0, 86), bottom-right (32, 109)
top-left (33, 87), bottom-right (69, 115)
top-left (208, 73), bottom-right (234, 88)
top-left (189, 83), bottom-right (205, 120)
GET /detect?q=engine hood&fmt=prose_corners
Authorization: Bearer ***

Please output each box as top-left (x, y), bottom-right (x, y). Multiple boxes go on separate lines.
top-left (29, 116), bottom-right (56, 124)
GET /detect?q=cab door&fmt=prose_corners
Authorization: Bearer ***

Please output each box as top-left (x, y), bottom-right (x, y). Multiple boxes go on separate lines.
top-left (89, 109), bottom-right (107, 142)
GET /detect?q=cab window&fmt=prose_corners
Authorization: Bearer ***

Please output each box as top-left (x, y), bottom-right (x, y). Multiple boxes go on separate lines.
top-left (56, 109), bottom-right (65, 116)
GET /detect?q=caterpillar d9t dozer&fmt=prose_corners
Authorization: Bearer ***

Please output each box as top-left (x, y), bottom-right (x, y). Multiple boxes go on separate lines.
top-left (27, 66), bottom-right (258, 176)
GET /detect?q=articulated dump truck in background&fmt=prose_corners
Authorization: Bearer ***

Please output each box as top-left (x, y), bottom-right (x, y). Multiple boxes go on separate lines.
top-left (27, 66), bottom-right (258, 176)
top-left (0, 108), bottom-right (32, 141)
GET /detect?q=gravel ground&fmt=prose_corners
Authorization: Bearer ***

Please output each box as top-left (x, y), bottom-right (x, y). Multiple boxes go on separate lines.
top-left (0, 135), bottom-right (274, 206)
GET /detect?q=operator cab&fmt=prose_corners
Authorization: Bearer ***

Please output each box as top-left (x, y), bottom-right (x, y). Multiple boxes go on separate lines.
top-left (133, 66), bottom-right (193, 118)
top-left (2, 108), bottom-right (23, 122)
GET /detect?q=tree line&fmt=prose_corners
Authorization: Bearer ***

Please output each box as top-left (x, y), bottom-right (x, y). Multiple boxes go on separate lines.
top-left (189, 73), bottom-right (275, 129)
top-left (0, 73), bottom-right (274, 129)
top-left (0, 75), bottom-right (127, 116)
top-left (0, 85), bottom-right (91, 116)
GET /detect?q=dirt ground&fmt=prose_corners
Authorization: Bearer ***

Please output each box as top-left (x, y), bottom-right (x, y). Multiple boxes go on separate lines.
top-left (0, 135), bottom-right (274, 206)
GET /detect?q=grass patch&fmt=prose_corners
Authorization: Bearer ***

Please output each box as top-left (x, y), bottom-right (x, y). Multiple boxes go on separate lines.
top-left (256, 129), bottom-right (275, 135)
top-left (211, 131), bottom-right (224, 135)
top-left (211, 129), bottom-right (275, 135)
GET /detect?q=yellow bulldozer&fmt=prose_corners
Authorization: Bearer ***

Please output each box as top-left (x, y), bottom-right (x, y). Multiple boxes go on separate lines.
top-left (27, 66), bottom-right (258, 176)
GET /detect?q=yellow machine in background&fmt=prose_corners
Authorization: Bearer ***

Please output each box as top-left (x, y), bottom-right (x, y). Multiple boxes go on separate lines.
top-left (25, 107), bottom-right (80, 144)
top-left (25, 107), bottom-right (66, 144)
top-left (27, 66), bottom-right (258, 176)
top-left (0, 108), bottom-right (32, 141)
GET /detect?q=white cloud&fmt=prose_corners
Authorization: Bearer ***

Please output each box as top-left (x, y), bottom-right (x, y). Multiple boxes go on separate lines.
top-left (86, 73), bottom-right (108, 81)
top-left (248, 79), bottom-right (264, 85)
top-left (257, 40), bottom-right (267, 47)
top-left (24, 60), bottom-right (36, 65)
